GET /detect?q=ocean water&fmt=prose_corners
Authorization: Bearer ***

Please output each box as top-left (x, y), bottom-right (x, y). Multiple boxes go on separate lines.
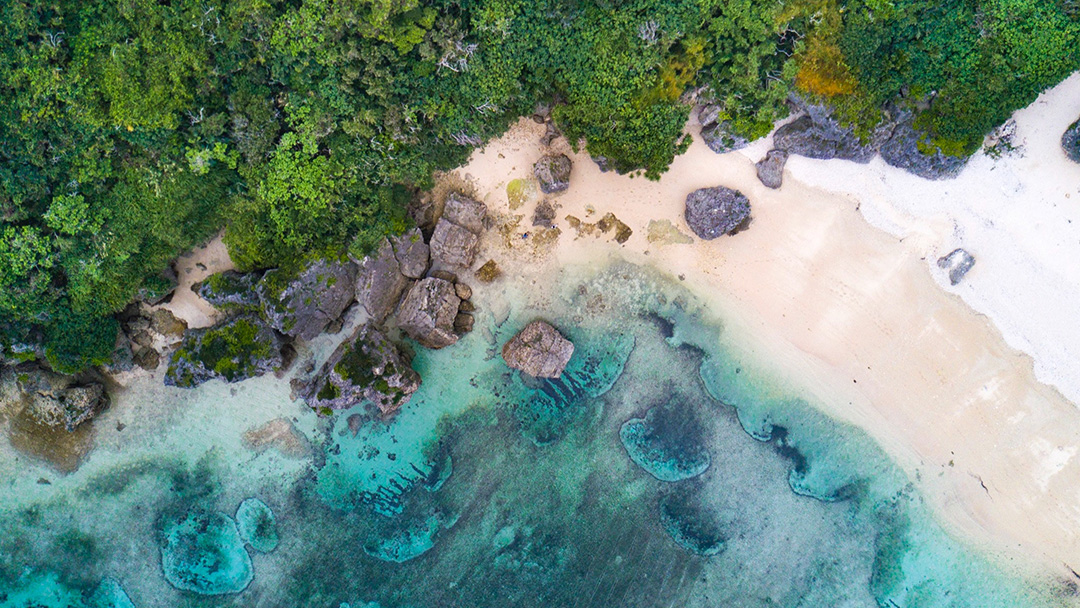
top-left (0, 260), bottom-right (1071, 607)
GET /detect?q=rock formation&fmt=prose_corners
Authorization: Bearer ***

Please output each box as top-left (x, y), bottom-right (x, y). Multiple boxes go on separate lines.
top-left (235, 498), bottom-right (279, 553)
top-left (501, 320), bottom-right (574, 378)
top-left (1062, 119), bottom-right (1080, 163)
top-left (390, 227), bottom-right (430, 279)
top-left (397, 278), bottom-right (462, 349)
top-left (257, 257), bottom-right (358, 341)
top-left (755, 149), bottom-right (788, 189)
top-left (195, 270), bottom-right (264, 313)
top-left (0, 363), bottom-right (108, 431)
top-left (533, 154), bottom-right (572, 193)
top-left (879, 115), bottom-right (966, 180)
top-left (697, 105), bottom-right (750, 154)
top-left (429, 193), bottom-right (486, 269)
top-left (165, 315), bottom-right (286, 388)
top-left (357, 238), bottom-right (413, 323)
top-left (684, 187), bottom-right (751, 239)
top-left (937, 248), bottom-right (976, 286)
top-left (301, 322), bottom-right (421, 415)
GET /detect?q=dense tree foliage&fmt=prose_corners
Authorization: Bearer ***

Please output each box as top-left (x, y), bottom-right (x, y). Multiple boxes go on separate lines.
top-left (1, 0), bottom-right (1077, 371)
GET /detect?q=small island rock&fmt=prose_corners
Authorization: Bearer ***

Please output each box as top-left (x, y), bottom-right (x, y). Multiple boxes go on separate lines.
top-left (165, 315), bottom-right (286, 388)
top-left (684, 187), bottom-right (751, 240)
top-left (533, 154), bottom-right (573, 194)
top-left (195, 270), bottom-right (264, 313)
top-left (397, 278), bottom-right (462, 349)
top-left (1, 363), bottom-right (109, 431)
top-left (501, 320), bottom-right (574, 378)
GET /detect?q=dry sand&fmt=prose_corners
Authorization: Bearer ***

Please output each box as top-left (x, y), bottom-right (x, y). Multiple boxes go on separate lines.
top-left (450, 98), bottom-right (1080, 580)
top-left (157, 231), bottom-right (234, 329)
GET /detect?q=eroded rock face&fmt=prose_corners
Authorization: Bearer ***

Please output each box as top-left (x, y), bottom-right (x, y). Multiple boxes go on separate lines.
top-left (501, 320), bottom-right (574, 378)
top-left (1063, 119), bottom-right (1080, 163)
top-left (165, 315), bottom-right (286, 388)
top-left (773, 115), bottom-right (877, 163)
top-left (755, 149), bottom-right (788, 189)
top-left (357, 239), bottom-right (413, 323)
top-left (0, 363), bottom-right (109, 431)
top-left (442, 192), bottom-right (487, 234)
top-left (397, 278), bottom-right (461, 349)
top-left (698, 105), bottom-right (750, 154)
top-left (429, 219), bottom-right (481, 269)
top-left (937, 248), bottom-right (976, 286)
top-left (302, 322), bottom-right (421, 415)
top-left (258, 258), bottom-right (358, 341)
top-left (533, 154), bottom-right (572, 193)
top-left (390, 227), bottom-right (430, 279)
top-left (879, 115), bottom-right (966, 180)
top-left (684, 187), bottom-right (751, 240)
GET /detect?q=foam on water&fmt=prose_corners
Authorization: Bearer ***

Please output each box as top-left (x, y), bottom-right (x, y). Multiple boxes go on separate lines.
top-left (0, 259), bottom-right (1072, 607)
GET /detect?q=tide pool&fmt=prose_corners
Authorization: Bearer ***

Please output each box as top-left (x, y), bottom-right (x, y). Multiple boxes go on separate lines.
top-left (0, 261), bottom-right (1070, 607)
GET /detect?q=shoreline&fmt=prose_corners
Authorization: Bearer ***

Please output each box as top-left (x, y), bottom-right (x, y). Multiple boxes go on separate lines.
top-left (455, 105), bottom-right (1080, 579)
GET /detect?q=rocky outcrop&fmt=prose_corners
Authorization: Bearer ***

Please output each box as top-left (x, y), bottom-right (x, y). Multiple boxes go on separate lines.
top-left (195, 270), bottom-right (264, 313)
top-left (397, 278), bottom-right (461, 349)
top-left (533, 154), bottom-right (572, 193)
top-left (879, 115), bottom-right (966, 180)
top-left (115, 302), bottom-right (188, 372)
top-left (301, 322), bottom-right (421, 415)
top-left (937, 248), bottom-right (976, 286)
top-left (357, 239), bottom-right (413, 323)
top-left (1061, 119), bottom-right (1080, 163)
top-left (698, 105), bottom-right (750, 154)
top-left (773, 115), bottom-right (878, 163)
top-left (429, 193), bottom-right (486, 269)
top-left (390, 228), bottom-right (430, 279)
top-left (258, 258), bottom-right (358, 341)
top-left (0, 363), bottom-right (108, 431)
top-left (755, 149), bottom-right (788, 189)
top-left (501, 321), bottom-right (574, 378)
top-left (165, 315), bottom-right (286, 388)
top-left (684, 187), bottom-right (751, 239)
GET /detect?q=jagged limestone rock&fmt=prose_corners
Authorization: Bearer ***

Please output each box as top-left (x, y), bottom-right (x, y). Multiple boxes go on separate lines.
top-left (533, 154), bottom-right (572, 193)
top-left (501, 320), bottom-right (574, 378)
top-left (397, 278), bottom-right (462, 349)
top-left (165, 315), bottom-right (285, 388)
top-left (755, 149), bottom-right (788, 189)
top-left (357, 238), bottom-right (413, 323)
top-left (258, 258), bottom-right (358, 341)
top-left (937, 248), bottom-right (976, 285)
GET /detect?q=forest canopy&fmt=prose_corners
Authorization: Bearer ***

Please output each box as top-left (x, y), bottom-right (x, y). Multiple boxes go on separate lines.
top-left (1, 0), bottom-right (1078, 372)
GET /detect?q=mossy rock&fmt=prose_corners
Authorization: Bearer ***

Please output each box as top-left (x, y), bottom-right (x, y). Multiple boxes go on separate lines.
top-left (196, 270), bottom-right (265, 313)
top-left (165, 315), bottom-right (285, 388)
top-left (256, 257), bottom-right (358, 341)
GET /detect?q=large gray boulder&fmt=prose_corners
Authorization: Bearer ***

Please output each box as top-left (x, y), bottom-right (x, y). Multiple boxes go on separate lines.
top-left (755, 149), bottom-right (788, 189)
top-left (441, 193), bottom-right (487, 234)
top-left (430, 219), bottom-right (481, 269)
top-left (389, 228), bottom-right (430, 279)
top-left (1061, 119), bottom-right (1080, 164)
top-left (533, 154), bottom-right (573, 193)
top-left (684, 187), bottom-right (751, 240)
top-left (397, 278), bottom-right (461, 349)
top-left (165, 315), bottom-right (286, 388)
top-left (879, 115), bottom-right (966, 180)
top-left (501, 320), bottom-right (574, 378)
top-left (0, 363), bottom-right (108, 431)
top-left (258, 258), bottom-right (358, 340)
top-left (301, 323), bottom-right (421, 416)
top-left (358, 239), bottom-right (413, 323)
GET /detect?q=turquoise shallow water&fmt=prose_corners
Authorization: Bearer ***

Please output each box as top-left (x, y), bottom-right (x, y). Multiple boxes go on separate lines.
top-left (0, 261), bottom-right (1073, 607)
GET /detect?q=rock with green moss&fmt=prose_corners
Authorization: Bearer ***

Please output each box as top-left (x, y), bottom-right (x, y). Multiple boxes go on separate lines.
top-left (302, 323), bottom-right (421, 415)
top-left (195, 270), bottom-right (265, 313)
top-left (258, 258), bottom-right (358, 341)
top-left (165, 315), bottom-right (285, 388)
top-left (389, 227), bottom-right (430, 279)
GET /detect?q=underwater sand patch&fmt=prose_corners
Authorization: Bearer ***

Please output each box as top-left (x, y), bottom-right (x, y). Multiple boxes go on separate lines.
top-left (242, 418), bottom-right (311, 459)
top-left (7, 408), bottom-right (95, 474)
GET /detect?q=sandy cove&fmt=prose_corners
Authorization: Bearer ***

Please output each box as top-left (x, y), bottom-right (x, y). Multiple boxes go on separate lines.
top-left (449, 105), bottom-right (1080, 579)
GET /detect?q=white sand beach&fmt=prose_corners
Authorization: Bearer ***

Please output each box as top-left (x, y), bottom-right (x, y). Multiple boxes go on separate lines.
top-left (450, 77), bottom-right (1080, 581)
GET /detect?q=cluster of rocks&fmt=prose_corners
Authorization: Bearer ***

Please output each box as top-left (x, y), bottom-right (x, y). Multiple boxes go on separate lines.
top-left (1063, 118), bottom-right (1080, 164)
top-left (0, 363), bottom-right (109, 432)
top-left (111, 303), bottom-right (189, 373)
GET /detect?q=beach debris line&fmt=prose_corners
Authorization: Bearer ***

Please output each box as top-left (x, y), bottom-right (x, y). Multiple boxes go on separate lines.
top-left (684, 186), bottom-right (752, 239)
top-left (502, 320), bottom-right (575, 378)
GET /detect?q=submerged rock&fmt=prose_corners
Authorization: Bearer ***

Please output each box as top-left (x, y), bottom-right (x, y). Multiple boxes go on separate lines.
top-left (658, 487), bottom-right (726, 556)
top-left (165, 315), bottom-right (286, 388)
top-left (0, 363), bottom-right (108, 432)
top-left (620, 400), bottom-right (711, 482)
top-left (357, 238), bottom-right (413, 323)
top-left (195, 270), bottom-right (264, 313)
top-left (755, 149), bottom-right (788, 189)
top-left (501, 321), bottom-right (574, 379)
top-left (235, 498), bottom-right (279, 553)
top-left (302, 322), bottom-right (421, 415)
top-left (160, 509), bottom-right (253, 595)
top-left (397, 278), bottom-right (462, 349)
top-left (533, 154), bottom-right (573, 193)
top-left (684, 187), bottom-right (751, 239)
top-left (90, 577), bottom-right (137, 608)
top-left (242, 418), bottom-right (311, 458)
top-left (258, 257), bottom-right (358, 341)
top-left (937, 248), bottom-right (976, 286)
top-left (475, 259), bottom-right (501, 283)
top-left (1062, 118), bottom-right (1080, 163)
